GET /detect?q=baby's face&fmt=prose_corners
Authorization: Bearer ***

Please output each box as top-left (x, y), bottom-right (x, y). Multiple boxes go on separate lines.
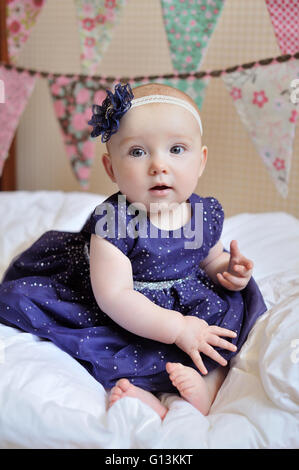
top-left (102, 102), bottom-right (207, 212)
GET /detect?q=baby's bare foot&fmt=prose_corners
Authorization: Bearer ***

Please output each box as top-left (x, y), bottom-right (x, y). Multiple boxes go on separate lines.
top-left (108, 378), bottom-right (168, 419)
top-left (166, 362), bottom-right (212, 415)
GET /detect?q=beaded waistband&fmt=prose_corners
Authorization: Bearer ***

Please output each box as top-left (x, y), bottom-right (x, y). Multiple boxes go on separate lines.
top-left (133, 273), bottom-right (197, 291)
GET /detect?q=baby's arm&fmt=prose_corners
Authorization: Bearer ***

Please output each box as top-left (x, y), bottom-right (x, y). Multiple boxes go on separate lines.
top-left (89, 234), bottom-right (185, 344)
top-left (90, 235), bottom-right (238, 372)
top-left (200, 240), bottom-right (253, 291)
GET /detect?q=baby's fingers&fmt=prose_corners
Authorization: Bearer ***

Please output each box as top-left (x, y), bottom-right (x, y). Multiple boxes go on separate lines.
top-left (218, 272), bottom-right (245, 290)
top-left (201, 344), bottom-right (228, 367)
top-left (190, 350), bottom-right (208, 375)
top-left (209, 325), bottom-right (237, 338)
top-left (234, 263), bottom-right (253, 277)
top-left (209, 335), bottom-right (237, 353)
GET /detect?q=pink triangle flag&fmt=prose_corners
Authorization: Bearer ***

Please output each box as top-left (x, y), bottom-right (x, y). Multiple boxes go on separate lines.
top-left (222, 59), bottom-right (299, 198)
top-left (265, 0), bottom-right (299, 55)
top-left (48, 75), bottom-right (114, 189)
top-left (6, 0), bottom-right (47, 64)
top-left (0, 65), bottom-right (37, 175)
top-left (74, 0), bottom-right (127, 75)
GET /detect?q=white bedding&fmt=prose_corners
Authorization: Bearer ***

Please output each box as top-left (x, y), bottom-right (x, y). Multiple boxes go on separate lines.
top-left (0, 190), bottom-right (298, 449)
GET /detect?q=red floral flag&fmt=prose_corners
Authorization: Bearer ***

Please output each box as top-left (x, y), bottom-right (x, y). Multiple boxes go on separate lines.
top-left (6, 0), bottom-right (47, 64)
top-left (74, 0), bottom-right (127, 75)
top-left (222, 59), bottom-right (299, 198)
top-left (0, 65), bottom-right (37, 175)
top-left (265, 0), bottom-right (299, 54)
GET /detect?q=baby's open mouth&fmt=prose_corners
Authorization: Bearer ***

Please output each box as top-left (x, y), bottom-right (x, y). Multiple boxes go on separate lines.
top-left (149, 185), bottom-right (172, 196)
top-left (150, 185), bottom-right (171, 190)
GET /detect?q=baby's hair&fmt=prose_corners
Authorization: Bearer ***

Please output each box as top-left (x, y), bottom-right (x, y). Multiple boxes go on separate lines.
top-left (105, 82), bottom-right (202, 153)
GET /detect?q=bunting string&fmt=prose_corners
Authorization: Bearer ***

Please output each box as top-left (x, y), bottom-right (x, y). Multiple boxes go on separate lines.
top-left (0, 51), bottom-right (298, 83)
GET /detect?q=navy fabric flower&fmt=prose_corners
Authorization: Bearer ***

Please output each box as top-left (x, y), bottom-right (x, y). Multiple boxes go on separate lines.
top-left (88, 83), bottom-right (134, 143)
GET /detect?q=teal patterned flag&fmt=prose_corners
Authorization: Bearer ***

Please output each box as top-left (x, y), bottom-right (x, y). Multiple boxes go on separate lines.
top-left (160, 0), bottom-right (226, 72)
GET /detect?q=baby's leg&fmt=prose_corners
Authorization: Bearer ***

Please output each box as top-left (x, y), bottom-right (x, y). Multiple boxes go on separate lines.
top-left (166, 362), bottom-right (228, 416)
top-left (108, 379), bottom-right (168, 419)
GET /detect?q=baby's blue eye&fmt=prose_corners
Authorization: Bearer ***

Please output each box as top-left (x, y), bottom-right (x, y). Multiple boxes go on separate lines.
top-left (129, 148), bottom-right (145, 158)
top-left (171, 145), bottom-right (185, 155)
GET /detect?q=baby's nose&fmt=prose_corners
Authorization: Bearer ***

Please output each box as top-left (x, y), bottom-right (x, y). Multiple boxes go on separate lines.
top-left (149, 156), bottom-right (168, 175)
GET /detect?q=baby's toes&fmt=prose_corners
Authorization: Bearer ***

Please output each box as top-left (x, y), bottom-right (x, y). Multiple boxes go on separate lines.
top-left (166, 362), bottom-right (184, 377)
top-left (109, 385), bottom-right (122, 405)
top-left (166, 363), bottom-right (192, 388)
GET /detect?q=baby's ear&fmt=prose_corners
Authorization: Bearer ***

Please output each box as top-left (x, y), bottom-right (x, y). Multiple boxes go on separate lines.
top-left (102, 153), bottom-right (117, 182)
top-left (198, 145), bottom-right (208, 177)
top-left (201, 145), bottom-right (208, 158)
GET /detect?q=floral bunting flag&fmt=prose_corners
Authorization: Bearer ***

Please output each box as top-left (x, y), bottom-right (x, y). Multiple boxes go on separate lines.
top-left (265, 0), bottom-right (299, 55)
top-left (0, 65), bottom-right (37, 175)
top-left (48, 75), bottom-right (115, 188)
top-left (74, 0), bottom-right (127, 75)
top-left (160, 0), bottom-right (226, 73)
top-left (133, 75), bottom-right (211, 111)
top-left (6, 0), bottom-right (47, 64)
top-left (222, 59), bottom-right (299, 198)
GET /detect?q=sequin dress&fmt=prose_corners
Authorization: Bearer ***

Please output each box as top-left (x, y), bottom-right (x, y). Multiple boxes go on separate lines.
top-left (0, 192), bottom-right (267, 393)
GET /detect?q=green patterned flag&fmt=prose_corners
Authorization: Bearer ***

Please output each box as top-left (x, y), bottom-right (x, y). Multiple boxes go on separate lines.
top-left (160, 0), bottom-right (226, 72)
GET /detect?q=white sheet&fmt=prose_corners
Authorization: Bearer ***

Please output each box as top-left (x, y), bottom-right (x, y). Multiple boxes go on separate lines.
top-left (0, 191), bottom-right (298, 449)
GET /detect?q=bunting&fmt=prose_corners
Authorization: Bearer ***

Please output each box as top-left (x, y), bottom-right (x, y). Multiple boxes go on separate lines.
top-left (74, 0), bottom-right (127, 75)
top-left (0, 51), bottom-right (298, 194)
top-left (160, 0), bottom-right (226, 73)
top-left (0, 65), bottom-right (37, 175)
top-left (6, 0), bottom-right (47, 64)
top-left (265, 0), bottom-right (299, 55)
top-left (222, 59), bottom-right (299, 198)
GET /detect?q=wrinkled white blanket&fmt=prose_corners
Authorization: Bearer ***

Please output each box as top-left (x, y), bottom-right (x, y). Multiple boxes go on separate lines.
top-left (0, 191), bottom-right (298, 449)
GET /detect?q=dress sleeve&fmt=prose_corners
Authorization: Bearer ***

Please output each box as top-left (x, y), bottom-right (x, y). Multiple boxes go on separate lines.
top-left (205, 197), bottom-right (225, 248)
top-left (82, 193), bottom-right (135, 257)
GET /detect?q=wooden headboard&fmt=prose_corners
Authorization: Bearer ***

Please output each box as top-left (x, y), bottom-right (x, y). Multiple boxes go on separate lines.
top-left (0, 1), bottom-right (16, 191)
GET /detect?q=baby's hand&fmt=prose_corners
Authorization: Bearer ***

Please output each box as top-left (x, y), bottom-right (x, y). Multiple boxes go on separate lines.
top-left (174, 316), bottom-right (237, 374)
top-left (217, 240), bottom-right (253, 291)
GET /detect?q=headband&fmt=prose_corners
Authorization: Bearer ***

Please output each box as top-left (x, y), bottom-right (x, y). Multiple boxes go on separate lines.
top-left (88, 83), bottom-right (203, 143)
top-left (131, 95), bottom-right (203, 136)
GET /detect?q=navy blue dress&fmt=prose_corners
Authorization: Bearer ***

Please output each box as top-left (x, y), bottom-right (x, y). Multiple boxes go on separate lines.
top-left (0, 192), bottom-right (267, 392)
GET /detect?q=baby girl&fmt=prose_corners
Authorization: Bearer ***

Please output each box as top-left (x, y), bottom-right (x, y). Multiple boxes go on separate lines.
top-left (0, 82), bottom-right (267, 419)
